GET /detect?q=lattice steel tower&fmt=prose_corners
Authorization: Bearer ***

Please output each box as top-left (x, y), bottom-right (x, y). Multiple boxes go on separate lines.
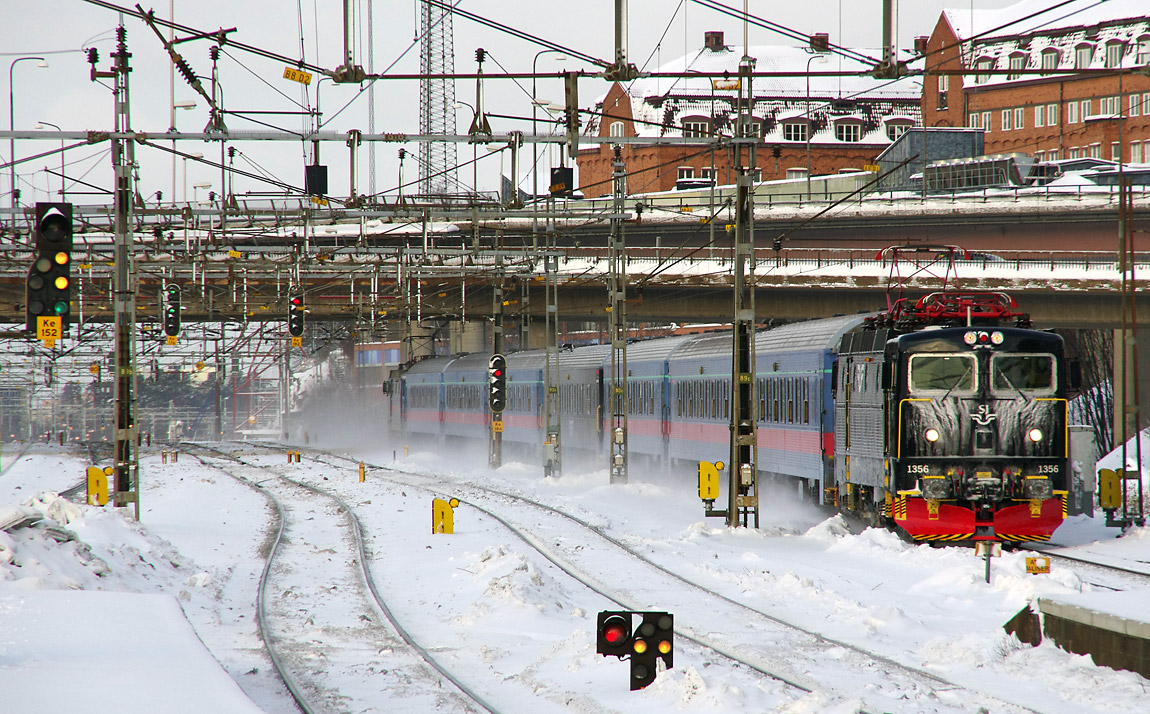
top-left (420, 1), bottom-right (456, 196)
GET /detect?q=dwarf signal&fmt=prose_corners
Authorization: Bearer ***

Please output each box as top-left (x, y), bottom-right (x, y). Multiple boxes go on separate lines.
top-left (596, 610), bottom-right (673, 690)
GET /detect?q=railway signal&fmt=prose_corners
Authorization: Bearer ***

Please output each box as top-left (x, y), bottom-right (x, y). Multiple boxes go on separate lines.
top-left (27, 202), bottom-right (73, 333)
top-left (488, 353), bottom-right (506, 412)
top-left (288, 292), bottom-right (305, 337)
top-left (596, 610), bottom-right (674, 690)
top-left (163, 284), bottom-right (181, 338)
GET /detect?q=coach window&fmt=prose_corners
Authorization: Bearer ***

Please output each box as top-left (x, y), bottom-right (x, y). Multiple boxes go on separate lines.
top-left (991, 354), bottom-right (1055, 396)
top-left (802, 379), bottom-right (810, 423)
top-left (908, 354), bottom-right (977, 394)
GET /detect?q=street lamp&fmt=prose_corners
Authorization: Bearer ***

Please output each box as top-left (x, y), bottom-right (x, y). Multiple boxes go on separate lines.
top-left (171, 100), bottom-right (197, 205)
top-left (8, 56), bottom-right (48, 211)
top-left (805, 53), bottom-right (828, 200)
top-left (532, 51), bottom-right (566, 214)
top-left (35, 121), bottom-right (64, 200)
top-left (182, 152), bottom-right (204, 205)
top-left (453, 101), bottom-right (478, 195)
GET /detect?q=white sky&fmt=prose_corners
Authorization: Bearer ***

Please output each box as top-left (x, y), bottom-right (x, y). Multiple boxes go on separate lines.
top-left (2, 0), bottom-right (1019, 204)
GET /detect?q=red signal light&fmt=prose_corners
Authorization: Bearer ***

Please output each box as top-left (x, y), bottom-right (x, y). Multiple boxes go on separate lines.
top-left (604, 622), bottom-right (627, 644)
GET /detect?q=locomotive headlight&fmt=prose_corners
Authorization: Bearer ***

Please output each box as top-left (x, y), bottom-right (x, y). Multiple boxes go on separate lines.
top-left (963, 331), bottom-right (977, 345)
top-left (924, 428), bottom-right (941, 443)
top-left (1027, 428), bottom-right (1044, 442)
top-left (991, 331), bottom-right (1005, 345)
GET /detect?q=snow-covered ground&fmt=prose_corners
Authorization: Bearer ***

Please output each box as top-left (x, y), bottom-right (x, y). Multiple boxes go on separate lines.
top-left (1, 437), bottom-right (1148, 714)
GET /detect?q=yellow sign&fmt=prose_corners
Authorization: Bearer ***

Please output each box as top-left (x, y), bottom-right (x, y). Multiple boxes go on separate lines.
top-left (89, 363), bottom-right (100, 375)
top-left (712, 79), bottom-right (741, 90)
top-left (195, 361), bottom-right (205, 370)
top-left (492, 420), bottom-right (504, 433)
top-left (87, 466), bottom-right (109, 506)
top-left (1025, 556), bottom-right (1051, 574)
top-left (310, 196), bottom-right (329, 206)
top-left (432, 497), bottom-right (460, 534)
top-left (282, 66), bottom-right (313, 85)
top-left (863, 163), bottom-right (881, 172)
top-left (166, 335), bottom-right (178, 346)
top-left (227, 249), bottom-right (242, 259)
top-left (291, 336), bottom-right (302, 348)
top-left (37, 316), bottom-right (62, 342)
top-left (698, 460), bottom-right (724, 501)
top-left (1099, 468), bottom-right (1122, 509)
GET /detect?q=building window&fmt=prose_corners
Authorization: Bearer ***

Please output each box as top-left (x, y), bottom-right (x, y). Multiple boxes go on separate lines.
top-left (1111, 142), bottom-right (1121, 162)
top-left (609, 121), bottom-right (624, 137)
top-left (782, 122), bottom-right (809, 142)
top-left (1133, 142), bottom-right (1144, 164)
top-left (1144, 93), bottom-right (1150, 115)
top-left (1138, 37), bottom-right (1150, 65)
top-left (1131, 94), bottom-right (1142, 117)
top-left (968, 112), bottom-right (982, 129)
top-left (1046, 103), bottom-right (1058, 126)
top-left (682, 120), bottom-right (710, 137)
top-left (1001, 109), bottom-right (1012, 131)
top-left (1041, 49), bottom-right (1059, 73)
top-left (835, 122), bottom-right (862, 142)
top-left (700, 167), bottom-right (713, 180)
top-left (677, 166), bottom-right (695, 180)
top-left (1089, 143), bottom-right (1101, 159)
top-left (1008, 53), bottom-right (1026, 80)
top-left (982, 111), bottom-right (991, 132)
top-left (1075, 44), bottom-right (1093, 69)
top-left (975, 57), bottom-right (993, 84)
top-left (1067, 101), bottom-right (1079, 124)
top-left (739, 120), bottom-right (761, 138)
top-left (1105, 42), bottom-right (1125, 69)
top-left (1035, 106), bottom-right (1045, 128)
top-left (886, 122), bottom-right (910, 140)
top-left (1014, 107), bottom-right (1025, 130)
top-left (1080, 99), bottom-right (1092, 120)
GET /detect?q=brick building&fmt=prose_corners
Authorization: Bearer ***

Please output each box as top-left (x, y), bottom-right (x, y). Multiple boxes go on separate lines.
top-left (575, 31), bottom-right (922, 198)
top-left (923, 0), bottom-right (1150, 163)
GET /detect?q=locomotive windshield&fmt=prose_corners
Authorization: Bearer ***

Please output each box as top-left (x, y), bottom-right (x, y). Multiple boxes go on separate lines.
top-left (908, 354), bottom-right (976, 394)
top-left (990, 353), bottom-right (1055, 395)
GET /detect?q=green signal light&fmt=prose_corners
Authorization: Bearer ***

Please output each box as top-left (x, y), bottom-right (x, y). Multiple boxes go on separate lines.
top-left (52, 301), bottom-right (68, 315)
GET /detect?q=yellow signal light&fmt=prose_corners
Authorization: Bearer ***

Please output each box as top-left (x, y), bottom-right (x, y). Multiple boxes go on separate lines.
top-left (658, 640), bottom-right (671, 654)
top-left (633, 639), bottom-right (648, 654)
top-left (54, 251), bottom-right (69, 265)
top-left (54, 276), bottom-right (69, 290)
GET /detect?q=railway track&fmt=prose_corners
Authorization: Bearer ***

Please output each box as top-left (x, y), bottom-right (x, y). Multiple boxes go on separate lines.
top-left (187, 444), bottom-right (501, 714)
top-left (221, 440), bottom-right (1047, 714)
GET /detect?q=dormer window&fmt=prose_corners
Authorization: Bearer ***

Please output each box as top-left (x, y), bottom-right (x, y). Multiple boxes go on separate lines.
top-left (782, 120), bottom-right (809, 142)
top-left (1105, 41), bottom-right (1125, 69)
top-left (681, 117), bottom-right (711, 138)
top-left (834, 118), bottom-right (864, 142)
top-left (885, 118), bottom-right (913, 141)
top-left (975, 56), bottom-right (993, 84)
top-left (609, 121), bottom-right (624, 137)
top-left (1040, 48), bottom-right (1059, 74)
top-left (1007, 52), bottom-right (1027, 80)
top-left (1074, 43), bottom-right (1094, 70)
top-left (1137, 35), bottom-right (1150, 65)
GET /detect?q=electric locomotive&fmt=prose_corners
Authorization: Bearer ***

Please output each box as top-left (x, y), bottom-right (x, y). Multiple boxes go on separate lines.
top-left (833, 292), bottom-right (1075, 543)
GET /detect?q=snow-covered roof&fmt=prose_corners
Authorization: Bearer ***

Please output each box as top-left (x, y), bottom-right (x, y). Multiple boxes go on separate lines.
top-left (943, 0), bottom-right (1150, 88)
top-left (943, 0), bottom-right (1149, 41)
top-left (590, 42), bottom-right (923, 146)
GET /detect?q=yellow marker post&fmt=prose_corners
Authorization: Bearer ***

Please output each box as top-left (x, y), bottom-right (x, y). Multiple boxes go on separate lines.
top-left (87, 466), bottom-right (108, 506)
top-left (432, 497), bottom-right (460, 534)
top-left (359, 462), bottom-right (366, 482)
top-left (1098, 468), bottom-right (1121, 509)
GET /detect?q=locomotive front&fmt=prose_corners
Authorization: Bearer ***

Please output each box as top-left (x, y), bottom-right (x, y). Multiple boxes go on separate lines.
top-left (890, 327), bottom-right (1070, 542)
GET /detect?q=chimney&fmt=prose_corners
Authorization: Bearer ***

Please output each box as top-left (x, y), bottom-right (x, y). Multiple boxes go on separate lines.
top-left (914, 36), bottom-right (929, 55)
top-left (704, 31), bottom-right (725, 51)
top-left (809, 33), bottom-right (830, 52)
